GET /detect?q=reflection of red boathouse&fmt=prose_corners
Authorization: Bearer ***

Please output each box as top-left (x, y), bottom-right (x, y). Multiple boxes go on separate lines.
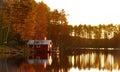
top-left (27, 53), bottom-right (52, 72)
top-left (28, 53), bottom-right (52, 65)
top-left (27, 40), bottom-right (52, 52)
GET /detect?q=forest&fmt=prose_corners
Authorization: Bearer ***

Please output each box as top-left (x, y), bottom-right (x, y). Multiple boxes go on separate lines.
top-left (0, 0), bottom-right (120, 48)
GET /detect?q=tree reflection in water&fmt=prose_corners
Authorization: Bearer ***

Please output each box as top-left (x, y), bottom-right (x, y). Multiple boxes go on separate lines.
top-left (67, 51), bottom-right (120, 72)
top-left (47, 48), bottom-right (120, 72)
top-left (0, 48), bottom-right (120, 72)
top-left (0, 53), bottom-right (52, 72)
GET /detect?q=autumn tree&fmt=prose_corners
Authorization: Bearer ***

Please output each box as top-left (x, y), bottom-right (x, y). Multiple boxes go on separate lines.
top-left (23, 9), bottom-right (36, 41)
top-left (0, 0), bottom-right (14, 43)
top-left (10, 0), bottom-right (36, 41)
top-left (34, 2), bottom-right (50, 40)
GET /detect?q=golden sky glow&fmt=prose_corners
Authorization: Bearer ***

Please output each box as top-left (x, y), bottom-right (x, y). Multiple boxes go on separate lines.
top-left (35, 0), bottom-right (120, 26)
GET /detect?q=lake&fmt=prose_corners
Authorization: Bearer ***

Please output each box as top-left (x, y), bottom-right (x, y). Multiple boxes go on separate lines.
top-left (0, 48), bottom-right (120, 72)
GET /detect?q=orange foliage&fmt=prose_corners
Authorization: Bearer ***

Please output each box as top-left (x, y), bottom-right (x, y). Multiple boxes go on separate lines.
top-left (33, 64), bottom-right (46, 72)
top-left (18, 63), bottom-right (35, 72)
top-left (9, 0), bottom-right (36, 41)
top-left (22, 10), bottom-right (36, 41)
top-left (34, 2), bottom-right (49, 40)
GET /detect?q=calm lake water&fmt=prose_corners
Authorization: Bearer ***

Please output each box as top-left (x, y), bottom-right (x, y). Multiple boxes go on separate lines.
top-left (1, 48), bottom-right (120, 72)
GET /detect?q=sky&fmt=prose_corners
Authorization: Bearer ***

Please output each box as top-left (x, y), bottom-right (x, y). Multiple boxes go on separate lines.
top-left (35, 0), bottom-right (120, 26)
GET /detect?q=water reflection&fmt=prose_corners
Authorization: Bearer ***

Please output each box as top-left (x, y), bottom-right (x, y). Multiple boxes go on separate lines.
top-left (68, 52), bottom-right (120, 72)
top-left (26, 53), bottom-right (52, 72)
top-left (0, 53), bottom-right (52, 72)
top-left (47, 48), bottom-right (120, 72)
top-left (69, 68), bottom-right (120, 72)
top-left (28, 53), bottom-right (52, 65)
top-left (0, 48), bottom-right (120, 72)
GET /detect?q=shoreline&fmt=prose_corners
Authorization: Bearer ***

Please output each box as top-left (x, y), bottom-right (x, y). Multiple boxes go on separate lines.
top-left (0, 45), bottom-right (34, 58)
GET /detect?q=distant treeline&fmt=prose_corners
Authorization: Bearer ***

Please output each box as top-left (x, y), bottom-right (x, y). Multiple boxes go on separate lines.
top-left (0, 1), bottom-right (120, 48)
top-left (49, 24), bottom-right (120, 48)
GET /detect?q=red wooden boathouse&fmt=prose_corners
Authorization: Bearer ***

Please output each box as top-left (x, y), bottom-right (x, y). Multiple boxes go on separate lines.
top-left (27, 40), bottom-right (52, 52)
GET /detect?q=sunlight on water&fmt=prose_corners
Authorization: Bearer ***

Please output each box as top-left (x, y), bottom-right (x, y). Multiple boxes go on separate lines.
top-left (100, 53), bottom-right (105, 68)
top-left (58, 69), bottom-right (64, 72)
top-left (48, 55), bottom-right (52, 65)
top-left (68, 52), bottom-right (120, 72)
top-left (69, 67), bottom-right (120, 72)
top-left (90, 53), bottom-right (96, 65)
top-left (69, 67), bottom-right (79, 72)
top-left (107, 54), bottom-right (114, 68)
top-left (71, 56), bottom-right (74, 66)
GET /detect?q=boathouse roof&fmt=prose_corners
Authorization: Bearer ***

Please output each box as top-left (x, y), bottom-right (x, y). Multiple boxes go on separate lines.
top-left (27, 40), bottom-right (52, 45)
